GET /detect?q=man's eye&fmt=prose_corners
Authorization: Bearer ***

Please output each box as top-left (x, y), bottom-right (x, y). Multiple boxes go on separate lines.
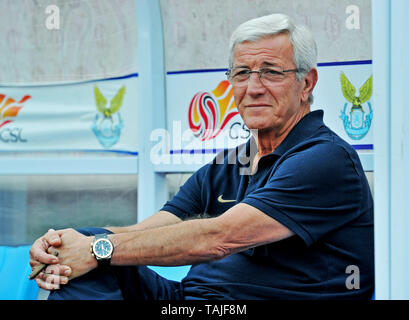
top-left (234, 70), bottom-right (249, 76)
top-left (263, 69), bottom-right (281, 75)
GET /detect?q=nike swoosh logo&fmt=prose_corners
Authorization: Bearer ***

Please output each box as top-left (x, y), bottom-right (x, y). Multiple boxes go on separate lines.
top-left (217, 195), bottom-right (236, 203)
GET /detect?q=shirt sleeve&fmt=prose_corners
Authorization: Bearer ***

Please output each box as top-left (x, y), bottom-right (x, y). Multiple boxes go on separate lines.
top-left (160, 164), bottom-right (208, 220)
top-left (241, 142), bottom-right (364, 247)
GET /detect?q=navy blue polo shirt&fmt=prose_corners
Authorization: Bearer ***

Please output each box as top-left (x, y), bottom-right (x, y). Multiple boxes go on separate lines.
top-left (161, 110), bottom-right (374, 300)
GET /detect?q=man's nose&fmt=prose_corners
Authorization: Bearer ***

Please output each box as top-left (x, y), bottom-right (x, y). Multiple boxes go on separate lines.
top-left (246, 73), bottom-right (266, 96)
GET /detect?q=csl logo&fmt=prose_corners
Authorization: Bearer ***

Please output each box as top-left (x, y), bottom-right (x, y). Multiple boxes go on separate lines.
top-left (188, 81), bottom-right (239, 141)
top-left (339, 72), bottom-right (373, 140)
top-left (0, 94), bottom-right (30, 143)
top-left (0, 94), bottom-right (30, 129)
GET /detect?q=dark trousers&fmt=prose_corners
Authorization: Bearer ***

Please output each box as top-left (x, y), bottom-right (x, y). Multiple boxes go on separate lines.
top-left (48, 227), bottom-right (184, 300)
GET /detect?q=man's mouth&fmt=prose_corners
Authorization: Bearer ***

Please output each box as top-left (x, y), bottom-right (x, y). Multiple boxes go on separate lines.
top-left (246, 104), bottom-right (271, 108)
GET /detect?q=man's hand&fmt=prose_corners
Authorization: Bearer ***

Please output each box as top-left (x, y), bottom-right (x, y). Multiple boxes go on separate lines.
top-left (29, 228), bottom-right (97, 290)
top-left (46, 228), bottom-right (98, 281)
top-left (29, 229), bottom-right (71, 290)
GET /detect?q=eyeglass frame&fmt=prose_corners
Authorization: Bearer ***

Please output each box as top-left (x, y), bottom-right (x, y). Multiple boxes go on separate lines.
top-left (225, 66), bottom-right (301, 85)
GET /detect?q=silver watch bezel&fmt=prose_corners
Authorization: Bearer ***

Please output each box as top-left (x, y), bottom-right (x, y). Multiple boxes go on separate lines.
top-left (91, 237), bottom-right (114, 260)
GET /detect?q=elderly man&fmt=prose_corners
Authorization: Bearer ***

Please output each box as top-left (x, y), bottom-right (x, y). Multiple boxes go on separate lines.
top-left (30, 13), bottom-right (374, 300)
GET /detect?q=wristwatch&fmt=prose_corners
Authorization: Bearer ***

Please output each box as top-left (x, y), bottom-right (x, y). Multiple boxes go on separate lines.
top-left (90, 234), bottom-right (114, 266)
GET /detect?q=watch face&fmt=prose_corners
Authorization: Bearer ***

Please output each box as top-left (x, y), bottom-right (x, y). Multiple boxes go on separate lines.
top-left (93, 238), bottom-right (113, 259)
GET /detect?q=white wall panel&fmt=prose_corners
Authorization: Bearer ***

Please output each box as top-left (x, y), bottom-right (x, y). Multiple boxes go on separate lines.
top-left (0, 0), bottom-right (138, 85)
top-left (160, 0), bottom-right (371, 71)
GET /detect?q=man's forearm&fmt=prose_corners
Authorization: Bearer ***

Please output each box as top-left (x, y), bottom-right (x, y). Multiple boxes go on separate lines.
top-left (109, 217), bottom-right (227, 267)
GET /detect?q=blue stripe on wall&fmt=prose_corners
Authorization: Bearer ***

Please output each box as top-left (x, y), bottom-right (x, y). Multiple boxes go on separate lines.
top-left (98, 73), bottom-right (139, 82)
top-left (317, 60), bottom-right (372, 67)
top-left (76, 149), bottom-right (139, 156)
top-left (352, 144), bottom-right (374, 150)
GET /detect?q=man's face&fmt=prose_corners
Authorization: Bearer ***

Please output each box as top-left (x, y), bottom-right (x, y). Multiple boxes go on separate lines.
top-left (232, 34), bottom-right (307, 134)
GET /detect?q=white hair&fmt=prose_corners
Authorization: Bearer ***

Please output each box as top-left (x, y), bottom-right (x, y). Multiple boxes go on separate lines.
top-left (228, 14), bottom-right (317, 104)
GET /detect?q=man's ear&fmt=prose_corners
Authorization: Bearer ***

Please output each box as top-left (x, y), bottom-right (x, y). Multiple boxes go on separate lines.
top-left (301, 68), bottom-right (318, 103)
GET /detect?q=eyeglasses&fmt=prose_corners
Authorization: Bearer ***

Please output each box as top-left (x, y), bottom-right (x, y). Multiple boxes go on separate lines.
top-left (226, 67), bottom-right (300, 87)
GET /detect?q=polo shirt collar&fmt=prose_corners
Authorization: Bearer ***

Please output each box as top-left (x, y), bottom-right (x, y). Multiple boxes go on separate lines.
top-left (237, 109), bottom-right (325, 163)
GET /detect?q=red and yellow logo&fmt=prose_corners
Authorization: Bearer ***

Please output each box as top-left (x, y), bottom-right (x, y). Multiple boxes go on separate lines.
top-left (0, 94), bottom-right (30, 129)
top-left (188, 80), bottom-right (238, 141)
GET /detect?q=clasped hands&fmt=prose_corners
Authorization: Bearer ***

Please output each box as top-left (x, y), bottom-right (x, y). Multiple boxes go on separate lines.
top-left (29, 228), bottom-right (98, 290)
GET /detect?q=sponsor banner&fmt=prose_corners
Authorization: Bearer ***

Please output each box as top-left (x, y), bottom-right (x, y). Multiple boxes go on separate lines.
top-left (166, 72), bottom-right (249, 155)
top-left (0, 76), bottom-right (138, 152)
top-left (313, 62), bottom-right (373, 148)
top-left (165, 62), bottom-right (373, 156)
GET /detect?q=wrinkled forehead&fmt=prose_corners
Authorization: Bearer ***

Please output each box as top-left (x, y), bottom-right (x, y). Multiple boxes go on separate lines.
top-left (232, 34), bottom-right (295, 68)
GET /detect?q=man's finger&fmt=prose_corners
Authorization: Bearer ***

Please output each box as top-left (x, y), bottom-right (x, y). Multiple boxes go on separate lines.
top-left (44, 264), bottom-right (72, 277)
top-left (35, 276), bottom-right (61, 291)
top-left (44, 228), bottom-right (62, 247)
top-left (29, 244), bottom-right (59, 266)
top-left (46, 246), bottom-right (59, 256)
top-left (39, 271), bottom-right (69, 284)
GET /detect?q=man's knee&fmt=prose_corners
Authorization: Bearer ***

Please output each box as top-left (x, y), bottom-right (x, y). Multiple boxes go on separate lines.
top-left (48, 265), bottom-right (123, 300)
